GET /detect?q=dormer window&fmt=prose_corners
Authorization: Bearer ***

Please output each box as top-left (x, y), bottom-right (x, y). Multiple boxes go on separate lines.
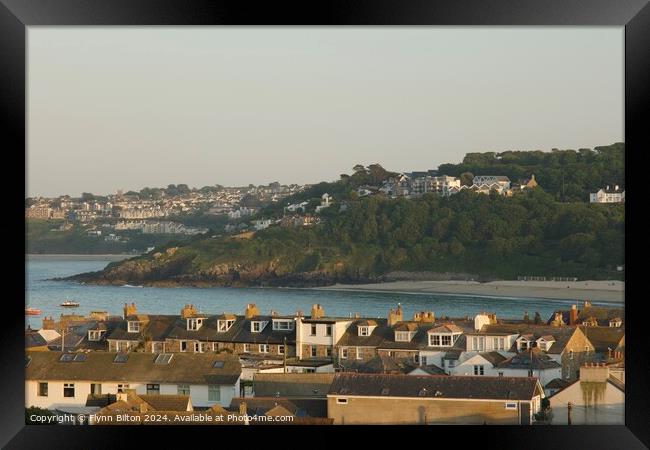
top-left (187, 318), bottom-right (203, 331)
top-left (251, 321), bottom-right (268, 333)
top-left (127, 321), bottom-right (140, 333)
top-left (609, 318), bottom-right (622, 327)
top-left (358, 326), bottom-right (369, 337)
top-left (536, 337), bottom-right (554, 352)
top-left (217, 319), bottom-right (235, 332)
top-left (395, 331), bottom-right (414, 342)
top-left (88, 330), bottom-right (105, 341)
top-left (516, 336), bottom-right (534, 351)
top-left (429, 334), bottom-right (454, 347)
top-left (272, 319), bottom-right (294, 331)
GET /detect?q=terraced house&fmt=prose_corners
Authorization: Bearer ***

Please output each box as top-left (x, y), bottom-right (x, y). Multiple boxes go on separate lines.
top-left (106, 303), bottom-right (297, 361)
top-left (25, 351), bottom-right (242, 410)
top-left (466, 323), bottom-right (595, 380)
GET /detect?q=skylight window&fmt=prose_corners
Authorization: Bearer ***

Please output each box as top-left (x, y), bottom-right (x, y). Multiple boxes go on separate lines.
top-left (114, 353), bottom-right (129, 363)
top-left (72, 353), bottom-right (87, 362)
top-left (25, 356), bottom-right (31, 367)
top-left (155, 353), bottom-right (173, 364)
top-left (381, 388), bottom-right (390, 396)
top-left (213, 360), bottom-right (225, 368)
top-left (59, 353), bottom-right (75, 362)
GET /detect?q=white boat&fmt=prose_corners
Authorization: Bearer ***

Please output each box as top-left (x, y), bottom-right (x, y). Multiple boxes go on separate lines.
top-left (60, 300), bottom-right (80, 307)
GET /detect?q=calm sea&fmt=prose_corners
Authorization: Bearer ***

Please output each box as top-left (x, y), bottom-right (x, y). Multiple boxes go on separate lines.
top-left (25, 255), bottom-right (614, 328)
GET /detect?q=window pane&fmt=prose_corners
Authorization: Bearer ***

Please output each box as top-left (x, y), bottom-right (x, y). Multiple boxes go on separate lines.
top-left (208, 385), bottom-right (221, 402)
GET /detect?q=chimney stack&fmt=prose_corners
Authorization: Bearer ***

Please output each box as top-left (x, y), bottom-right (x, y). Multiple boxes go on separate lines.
top-left (311, 304), bottom-right (325, 319)
top-left (245, 303), bottom-right (260, 319)
top-left (123, 302), bottom-right (137, 319)
top-left (569, 304), bottom-right (578, 325)
top-left (580, 363), bottom-right (609, 382)
top-left (388, 303), bottom-right (404, 326)
top-left (181, 304), bottom-right (197, 319)
top-left (413, 311), bottom-right (435, 323)
top-left (42, 316), bottom-right (55, 330)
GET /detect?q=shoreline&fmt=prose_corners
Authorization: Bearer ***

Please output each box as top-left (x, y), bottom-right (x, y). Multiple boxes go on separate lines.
top-left (316, 280), bottom-right (624, 303)
top-left (27, 254), bottom-right (135, 261)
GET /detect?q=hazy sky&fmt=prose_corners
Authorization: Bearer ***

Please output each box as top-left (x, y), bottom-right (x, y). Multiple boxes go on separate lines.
top-left (27, 27), bottom-right (623, 198)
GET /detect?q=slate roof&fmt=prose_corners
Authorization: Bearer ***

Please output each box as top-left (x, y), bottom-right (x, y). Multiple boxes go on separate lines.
top-left (337, 319), bottom-right (468, 352)
top-left (229, 397), bottom-right (306, 417)
top-left (478, 351), bottom-right (508, 366)
top-left (409, 364), bottom-right (447, 375)
top-left (138, 394), bottom-right (191, 411)
top-left (107, 315), bottom-right (177, 341)
top-left (469, 324), bottom-right (578, 354)
top-left (253, 373), bottom-right (335, 398)
top-left (497, 348), bottom-right (562, 370)
top-left (328, 373), bottom-right (541, 400)
top-left (26, 351), bottom-right (241, 385)
top-left (545, 378), bottom-right (571, 390)
top-left (26, 331), bottom-right (48, 348)
top-left (114, 314), bottom-right (297, 345)
top-left (339, 355), bottom-right (410, 374)
top-left (579, 326), bottom-right (625, 353)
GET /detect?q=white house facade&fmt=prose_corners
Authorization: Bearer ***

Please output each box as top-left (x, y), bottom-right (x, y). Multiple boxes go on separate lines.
top-left (26, 351), bottom-right (241, 410)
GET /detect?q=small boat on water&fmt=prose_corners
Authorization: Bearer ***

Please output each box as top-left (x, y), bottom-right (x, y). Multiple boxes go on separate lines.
top-left (25, 307), bottom-right (42, 316)
top-left (60, 300), bottom-right (80, 307)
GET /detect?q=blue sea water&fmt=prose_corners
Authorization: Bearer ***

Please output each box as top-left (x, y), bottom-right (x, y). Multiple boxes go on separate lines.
top-left (25, 255), bottom-right (615, 328)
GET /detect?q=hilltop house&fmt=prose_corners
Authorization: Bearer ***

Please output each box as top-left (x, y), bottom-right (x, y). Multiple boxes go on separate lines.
top-left (589, 185), bottom-right (625, 203)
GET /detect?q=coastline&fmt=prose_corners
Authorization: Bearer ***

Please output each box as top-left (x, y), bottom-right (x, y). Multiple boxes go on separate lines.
top-left (316, 280), bottom-right (624, 303)
top-left (26, 254), bottom-right (135, 262)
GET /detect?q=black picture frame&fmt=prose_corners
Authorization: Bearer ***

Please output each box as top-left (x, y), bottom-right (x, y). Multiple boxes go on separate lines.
top-left (3, 0), bottom-right (648, 447)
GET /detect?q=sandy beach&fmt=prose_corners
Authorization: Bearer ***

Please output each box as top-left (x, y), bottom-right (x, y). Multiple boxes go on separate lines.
top-left (318, 280), bottom-right (624, 303)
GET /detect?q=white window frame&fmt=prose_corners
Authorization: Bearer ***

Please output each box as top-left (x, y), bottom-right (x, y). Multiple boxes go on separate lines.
top-left (90, 383), bottom-right (102, 395)
top-left (187, 318), bottom-right (203, 331)
top-left (38, 382), bottom-right (48, 397)
top-left (272, 320), bottom-right (294, 331)
top-left (358, 326), bottom-right (369, 337)
top-left (505, 402), bottom-right (518, 410)
top-left (117, 383), bottom-right (130, 393)
top-left (146, 383), bottom-right (160, 395)
top-left (127, 321), bottom-right (140, 333)
top-left (259, 344), bottom-right (270, 353)
top-left (278, 345), bottom-right (285, 355)
top-left (356, 347), bottom-right (363, 360)
top-left (310, 324), bottom-right (317, 336)
top-left (396, 331), bottom-right (410, 342)
top-left (63, 383), bottom-right (75, 398)
top-left (180, 341), bottom-right (187, 352)
top-left (243, 343), bottom-right (251, 352)
top-left (177, 384), bottom-right (190, 395)
top-left (341, 348), bottom-right (349, 359)
top-left (474, 365), bottom-right (485, 376)
top-left (336, 398), bottom-right (348, 405)
top-left (310, 346), bottom-right (317, 358)
top-left (326, 325), bottom-right (332, 336)
top-left (217, 319), bottom-right (235, 332)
